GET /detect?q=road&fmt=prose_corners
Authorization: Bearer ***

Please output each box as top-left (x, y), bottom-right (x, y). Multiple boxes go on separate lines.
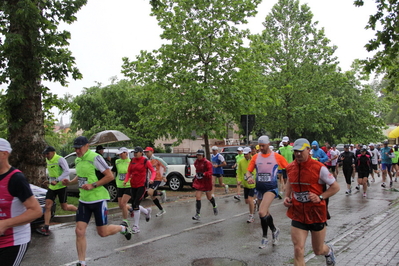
top-left (23, 172), bottom-right (399, 266)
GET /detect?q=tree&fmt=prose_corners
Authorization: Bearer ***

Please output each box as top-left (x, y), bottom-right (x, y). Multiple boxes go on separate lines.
top-left (354, 0), bottom-right (399, 91)
top-left (122, 0), bottom-right (263, 157)
top-left (249, 0), bottom-right (342, 140)
top-left (0, 0), bottom-right (86, 185)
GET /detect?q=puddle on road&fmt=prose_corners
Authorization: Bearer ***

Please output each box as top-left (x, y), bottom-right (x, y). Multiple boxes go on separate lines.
top-left (192, 257), bottom-right (247, 266)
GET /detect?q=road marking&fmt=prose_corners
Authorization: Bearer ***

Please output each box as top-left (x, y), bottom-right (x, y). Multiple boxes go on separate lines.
top-left (182, 218), bottom-right (225, 232)
top-left (115, 234), bottom-right (172, 252)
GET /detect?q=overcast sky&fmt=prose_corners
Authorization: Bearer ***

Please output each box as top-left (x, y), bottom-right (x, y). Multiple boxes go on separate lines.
top-left (43, 0), bottom-right (377, 121)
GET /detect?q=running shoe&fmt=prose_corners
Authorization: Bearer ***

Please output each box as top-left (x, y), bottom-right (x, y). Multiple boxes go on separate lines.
top-left (345, 189), bottom-right (351, 194)
top-left (247, 215), bottom-right (254, 223)
top-left (213, 205), bottom-right (218, 216)
top-left (381, 182), bottom-right (386, 188)
top-left (325, 244), bottom-right (336, 266)
top-left (234, 195), bottom-right (241, 200)
top-left (259, 238), bottom-right (268, 249)
top-left (156, 209), bottom-right (166, 217)
top-left (372, 178), bottom-right (375, 183)
top-left (161, 190), bottom-right (167, 203)
top-left (132, 225), bottom-right (140, 234)
top-left (355, 185), bottom-right (360, 190)
top-left (395, 177), bottom-right (398, 182)
top-left (351, 178), bottom-right (354, 182)
top-left (224, 185), bottom-right (229, 193)
top-left (121, 225), bottom-right (133, 240)
top-left (120, 219), bottom-right (129, 228)
top-left (36, 226), bottom-right (50, 236)
top-left (272, 227), bottom-right (280, 246)
top-left (145, 208), bottom-right (152, 222)
top-left (363, 192), bottom-right (367, 197)
top-left (192, 213), bottom-right (200, 220)
top-left (390, 181), bottom-right (393, 188)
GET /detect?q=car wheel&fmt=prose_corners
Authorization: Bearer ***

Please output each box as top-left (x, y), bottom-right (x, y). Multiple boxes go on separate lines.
top-left (105, 183), bottom-right (118, 202)
top-left (168, 175), bottom-right (183, 191)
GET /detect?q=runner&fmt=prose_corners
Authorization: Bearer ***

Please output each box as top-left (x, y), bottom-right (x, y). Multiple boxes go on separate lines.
top-left (311, 141), bottom-right (328, 163)
top-left (144, 147), bottom-right (168, 217)
top-left (233, 147), bottom-right (244, 200)
top-left (356, 148), bottom-right (372, 197)
top-left (210, 146), bottom-right (227, 195)
top-left (284, 138), bottom-right (339, 266)
top-left (246, 135), bottom-right (288, 249)
top-left (278, 136), bottom-right (294, 198)
top-left (62, 136), bottom-right (133, 266)
top-left (236, 147), bottom-right (256, 222)
top-left (192, 149), bottom-right (218, 220)
top-left (0, 138), bottom-right (42, 266)
top-left (326, 145), bottom-right (340, 179)
top-left (36, 146), bottom-right (77, 236)
top-left (111, 147), bottom-right (133, 228)
top-left (368, 143), bottom-right (381, 183)
top-left (123, 146), bottom-right (156, 234)
top-left (380, 141), bottom-right (395, 188)
top-left (339, 145), bottom-right (356, 194)
top-left (392, 145), bottom-right (399, 182)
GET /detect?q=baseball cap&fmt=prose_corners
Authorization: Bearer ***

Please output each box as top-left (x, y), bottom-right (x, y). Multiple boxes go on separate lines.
top-left (258, 136), bottom-right (270, 144)
top-left (96, 145), bottom-right (105, 151)
top-left (144, 147), bottom-right (154, 152)
top-left (42, 146), bottom-right (56, 154)
top-left (237, 147), bottom-right (243, 151)
top-left (332, 144), bottom-right (336, 148)
top-left (293, 138), bottom-right (311, 151)
top-left (344, 144), bottom-right (349, 149)
top-left (196, 149), bottom-right (205, 155)
top-left (243, 147), bottom-right (251, 154)
top-left (362, 145), bottom-right (367, 149)
top-left (350, 144), bottom-right (354, 147)
top-left (132, 146), bottom-right (143, 153)
top-left (369, 143), bottom-right (375, 146)
top-left (361, 148), bottom-right (367, 152)
top-left (0, 138), bottom-right (12, 153)
top-left (73, 136), bottom-right (89, 148)
top-left (282, 136), bottom-right (289, 142)
top-left (211, 146), bottom-right (219, 150)
top-left (383, 140), bottom-right (389, 145)
top-left (116, 147), bottom-right (129, 154)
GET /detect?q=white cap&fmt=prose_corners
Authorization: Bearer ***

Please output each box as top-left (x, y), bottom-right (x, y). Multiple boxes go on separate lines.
top-left (362, 145), bottom-right (367, 149)
top-left (211, 146), bottom-right (219, 150)
top-left (258, 135), bottom-right (270, 144)
top-left (369, 143), bottom-right (375, 146)
top-left (237, 147), bottom-right (244, 151)
top-left (243, 147), bottom-right (251, 154)
top-left (0, 138), bottom-right (12, 153)
top-left (282, 136), bottom-right (289, 142)
top-left (350, 144), bottom-right (354, 147)
top-left (116, 147), bottom-right (129, 154)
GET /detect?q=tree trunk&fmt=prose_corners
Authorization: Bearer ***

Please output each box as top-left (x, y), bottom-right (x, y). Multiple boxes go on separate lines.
top-left (6, 0), bottom-right (46, 186)
top-left (204, 133), bottom-right (210, 160)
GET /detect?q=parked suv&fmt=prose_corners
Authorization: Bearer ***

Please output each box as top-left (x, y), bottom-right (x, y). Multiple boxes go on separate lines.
top-left (62, 148), bottom-right (131, 202)
top-left (220, 151), bottom-right (238, 177)
top-left (154, 153), bottom-right (196, 191)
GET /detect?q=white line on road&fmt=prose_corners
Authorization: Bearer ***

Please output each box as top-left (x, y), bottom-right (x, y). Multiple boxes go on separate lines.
top-left (114, 234), bottom-right (172, 252)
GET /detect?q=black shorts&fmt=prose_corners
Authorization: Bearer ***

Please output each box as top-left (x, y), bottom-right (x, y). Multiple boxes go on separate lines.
top-left (76, 201), bottom-right (108, 226)
top-left (149, 180), bottom-right (162, 190)
top-left (45, 187), bottom-right (67, 204)
top-left (213, 174), bottom-right (223, 178)
top-left (327, 165), bottom-right (336, 172)
top-left (131, 186), bottom-right (146, 210)
top-left (358, 171), bottom-right (369, 179)
top-left (0, 242), bottom-right (29, 266)
top-left (392, 163), bottom-right (398, 166)
top-left (371, 164), bottom-right (378, 170)
top-left (243, 187), bottom-right (255, 199)
top-left (292, 220), bottom-right (326, 232)
top-left (117, 187), bottom-right (131, 198)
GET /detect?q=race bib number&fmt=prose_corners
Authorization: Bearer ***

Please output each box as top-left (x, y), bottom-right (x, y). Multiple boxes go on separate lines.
top-left (78, 177), bottom-right (88, 188)
top-left (293, 191), bottom-right (311, 203)
top-left (258, 173), bottom-right (271, 182)
top-left (48, 177), bottom-right (56, 183)
top-left (118, 173), bottom-right (126, 181)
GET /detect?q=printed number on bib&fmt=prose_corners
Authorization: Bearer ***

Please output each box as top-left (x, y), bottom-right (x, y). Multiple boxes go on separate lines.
top-left (119, 173), bottom-right (126, 181)
top-left (78, 177), bottom-right (88, 188)
top-left (258, 173), bottom-right (271, 182)
top-left (293, 191), bottom-right (311, 203)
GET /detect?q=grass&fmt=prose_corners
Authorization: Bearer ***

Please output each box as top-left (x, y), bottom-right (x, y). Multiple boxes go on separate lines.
top-left (223, 177), bottom-right (238, 186)
top-left (54, 196), bottom-right (119, 215)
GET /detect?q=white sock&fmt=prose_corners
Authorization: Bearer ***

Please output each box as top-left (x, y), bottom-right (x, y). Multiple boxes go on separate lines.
top-left (133, 210), bottom-right (140, 226)
top-left (139, 205), bottom-right (148, 215)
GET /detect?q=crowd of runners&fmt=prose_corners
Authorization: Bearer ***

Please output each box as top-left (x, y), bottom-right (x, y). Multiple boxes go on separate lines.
top-left (1, 134), bottom-right (397, 266)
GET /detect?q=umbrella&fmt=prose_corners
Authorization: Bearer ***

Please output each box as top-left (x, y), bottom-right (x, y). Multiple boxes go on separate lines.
top-left (89, 130), bottom-right (130, 145)
top-left (388, 126), bottom-right (399, 139)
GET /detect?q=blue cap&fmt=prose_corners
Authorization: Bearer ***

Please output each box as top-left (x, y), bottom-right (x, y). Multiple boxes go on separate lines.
top-left (73, 136), bottom-right (89, 148)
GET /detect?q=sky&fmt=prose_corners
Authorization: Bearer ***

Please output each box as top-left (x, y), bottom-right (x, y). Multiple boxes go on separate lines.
top-left (44, 0), bottom-right (378, 122)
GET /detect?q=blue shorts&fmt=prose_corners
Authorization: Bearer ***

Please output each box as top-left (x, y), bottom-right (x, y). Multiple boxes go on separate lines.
top-left (149, 180), bottom-right (162, 190)
top-left (256, 187), bottom-right (279, 199)
top-left (381, 163), bottom-right (392, 172)
top-left (76, 200), bottom-right (108, 226)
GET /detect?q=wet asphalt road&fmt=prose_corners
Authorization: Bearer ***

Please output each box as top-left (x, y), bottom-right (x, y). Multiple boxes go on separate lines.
top-left (23, 173), bottom-right (399, 266)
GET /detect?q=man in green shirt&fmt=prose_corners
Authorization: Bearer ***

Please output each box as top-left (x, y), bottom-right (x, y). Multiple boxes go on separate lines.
top-left (62, 136), bottom-right (132, 266)
top-left (36, 146), bottom-right (77, 236)
top-left (233, 147), bottom-right (244, 200)
top-left (237, 147), bottom-right (256, 222)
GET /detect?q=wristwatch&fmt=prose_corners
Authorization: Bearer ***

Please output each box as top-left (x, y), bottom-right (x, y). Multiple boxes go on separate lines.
top-left (92, 182), bottom-right (98, 188)
top-left (319, 195), bottom-right (324, 201)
